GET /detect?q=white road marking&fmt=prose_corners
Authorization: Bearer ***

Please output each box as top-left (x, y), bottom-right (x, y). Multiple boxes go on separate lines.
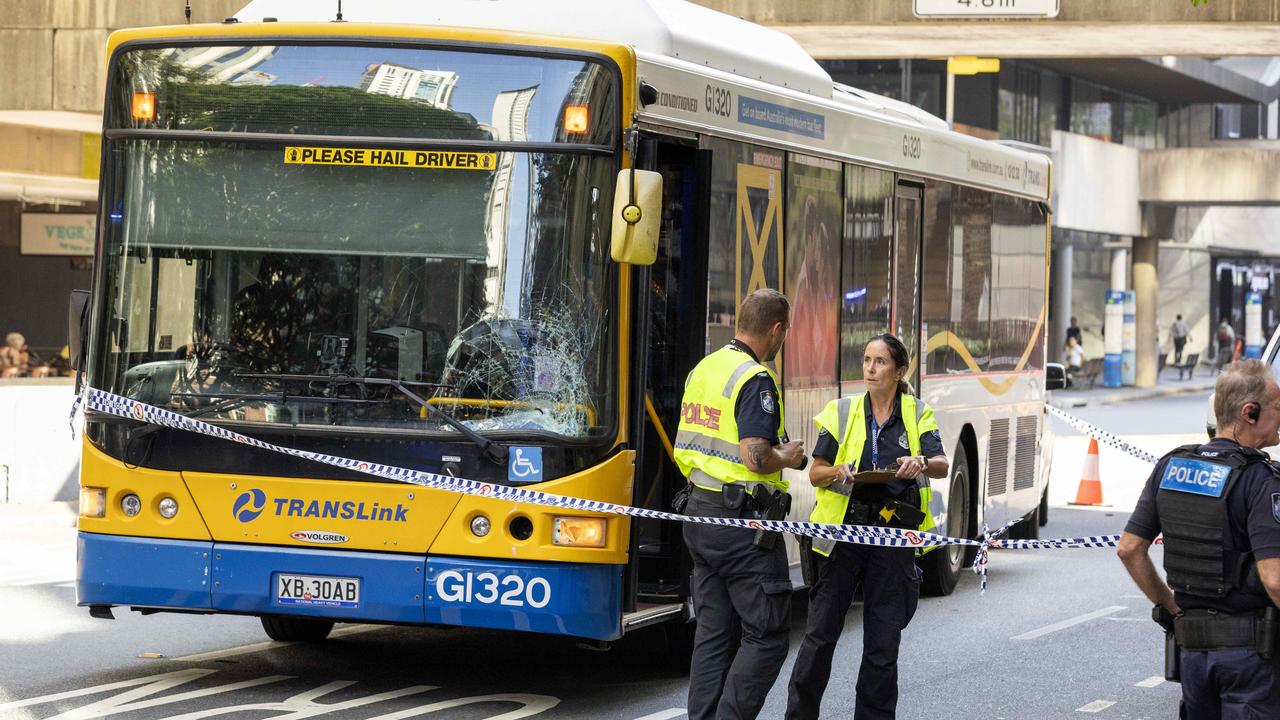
top-left (0, 669), bottom-right (292, 719)
top-left (1076, 700), bottom-right (1116, 713)
top-left (155, 681), bottom-right (437, 719)
top-left (1135, 676), bottom-right (1165, 688)
top-left (361, 693), bottom-right (559, 719)
top-left (174, 624), bottom-right (378, 662)
top-left (47, 674), bottom-right (292, 720)
top-left (634, 710), bottom-right (687, 720)
top-left (1011, 606), bottom-right (1127, 641)
top-left (0, 670), bottom-right (217, 713)
top-left (0, 671), bottom-right (558, 720)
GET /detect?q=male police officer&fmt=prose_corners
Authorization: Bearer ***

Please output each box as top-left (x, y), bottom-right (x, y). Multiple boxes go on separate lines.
top-left (1119, 360), bottom-right (1280, 718)
top-left (674, 288), bottom-right (806, 720)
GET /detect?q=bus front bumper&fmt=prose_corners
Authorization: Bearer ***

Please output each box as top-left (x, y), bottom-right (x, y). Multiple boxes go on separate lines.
top-left (76, 532), bottom-right (623, 640)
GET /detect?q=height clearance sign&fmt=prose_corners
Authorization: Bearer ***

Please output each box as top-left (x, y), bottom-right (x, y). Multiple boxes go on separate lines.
top-left (284, 147), bottom-right (497, 170)
top-left (914, 0), bottom-right (1059, 18)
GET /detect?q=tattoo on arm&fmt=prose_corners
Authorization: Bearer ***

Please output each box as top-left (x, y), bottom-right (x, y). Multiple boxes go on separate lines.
top-left (747, 439), bottom-right (769, 471)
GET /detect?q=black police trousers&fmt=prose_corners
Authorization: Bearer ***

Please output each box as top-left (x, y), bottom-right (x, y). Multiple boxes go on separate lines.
top-left (785, 541), bottom-right (921, 720)
top-left (1180, 647), bottom-right (1280, 719)
top-left (683, 488), bottom-right (792, 720)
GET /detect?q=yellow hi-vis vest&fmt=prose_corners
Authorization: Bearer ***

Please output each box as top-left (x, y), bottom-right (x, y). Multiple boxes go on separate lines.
top-left (809, 392), bottom-right (940, 557)
top-left (673, 345), bottom-right (788, 493)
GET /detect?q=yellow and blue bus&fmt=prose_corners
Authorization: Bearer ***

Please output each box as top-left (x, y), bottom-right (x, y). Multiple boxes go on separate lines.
top-left (75, 0), bottom-right (1053, 653)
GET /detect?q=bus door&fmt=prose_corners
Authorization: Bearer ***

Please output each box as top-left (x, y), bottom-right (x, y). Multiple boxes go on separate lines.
top-left (893, 182), bottom-right (924, 389)
top-left (628, 132), bottom-right (708, 612)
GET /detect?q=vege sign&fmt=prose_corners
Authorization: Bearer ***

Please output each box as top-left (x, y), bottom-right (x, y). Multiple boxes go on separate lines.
top-left (231, 489), bottom-right (409, 523)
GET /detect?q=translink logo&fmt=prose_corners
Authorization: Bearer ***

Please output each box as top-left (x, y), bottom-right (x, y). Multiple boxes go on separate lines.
top-left (231, 489), bottom-right (409, 523)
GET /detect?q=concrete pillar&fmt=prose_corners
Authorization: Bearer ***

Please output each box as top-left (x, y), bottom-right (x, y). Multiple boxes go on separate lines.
top-left (1110, 247), bottom-right (1128, 292)
top-left (1050, 243), bottom-right (1073, 363)
top-left (1134, 237), bottom-right (1159, 388)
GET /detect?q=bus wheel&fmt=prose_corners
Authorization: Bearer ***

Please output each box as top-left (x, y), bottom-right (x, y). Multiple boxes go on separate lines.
top-left (260, 615), bottom-right (334, 642)
top-left (919, 443), bottom-right (971, 597)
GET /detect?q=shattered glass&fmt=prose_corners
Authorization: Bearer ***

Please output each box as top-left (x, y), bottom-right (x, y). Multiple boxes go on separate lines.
top-left (438, 295), bottom-right (601, 437)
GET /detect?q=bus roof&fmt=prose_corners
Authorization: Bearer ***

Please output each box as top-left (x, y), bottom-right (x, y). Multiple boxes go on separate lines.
top-left (229, 0), bottom-right (1050, 200)
top-left (235, 0), bottom-right (831, 96)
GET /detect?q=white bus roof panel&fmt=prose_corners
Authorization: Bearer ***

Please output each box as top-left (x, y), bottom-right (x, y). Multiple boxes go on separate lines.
top-left (637, 53), bottom-right (1051, 201)
top-left (234, 0), bottom-right (833, 96)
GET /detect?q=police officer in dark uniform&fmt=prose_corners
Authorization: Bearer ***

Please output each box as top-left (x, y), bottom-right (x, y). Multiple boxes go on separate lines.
top-left (674, 289), bottom-right (806, 720)
top-left (787, 333), bottom-right (947, 720)
top-left (1119, 360), bottom-right (1280, 719)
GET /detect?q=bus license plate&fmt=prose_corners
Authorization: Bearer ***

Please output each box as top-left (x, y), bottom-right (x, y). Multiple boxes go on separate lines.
top-left (276, 573), bottom-right (360, 609)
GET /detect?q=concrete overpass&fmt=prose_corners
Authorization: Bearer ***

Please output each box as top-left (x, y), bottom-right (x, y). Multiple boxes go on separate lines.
top-left (1142, 143), bottom-right (1280, 204)
top-left (701, 1), bottom-right (1280, 58)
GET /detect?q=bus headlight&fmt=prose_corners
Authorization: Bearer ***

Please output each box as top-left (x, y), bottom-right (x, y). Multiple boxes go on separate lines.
top-left (470, 515), bottom-right (491, 537)
top-left (158, 497), bottom-right (179, 519)
top-left (552, 517), bottom-right (606, 548)
top-left (79, 487), bottom-right (106, 518)
top-left (121, 494), bottom-right (142, 517)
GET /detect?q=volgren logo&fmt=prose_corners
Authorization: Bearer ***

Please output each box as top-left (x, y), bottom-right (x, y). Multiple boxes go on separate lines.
top-left (232, 488), bottom-right (267, 522)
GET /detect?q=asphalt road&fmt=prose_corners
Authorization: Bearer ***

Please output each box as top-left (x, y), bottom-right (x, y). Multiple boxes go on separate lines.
top-left (0, 392), bottom-right (1210, 719)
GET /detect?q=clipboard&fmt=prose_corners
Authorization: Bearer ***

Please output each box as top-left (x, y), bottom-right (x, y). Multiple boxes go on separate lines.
top-left (851, 470), bottom-right (899, 485)
top-left (827, 470), bottom-right (900, 496)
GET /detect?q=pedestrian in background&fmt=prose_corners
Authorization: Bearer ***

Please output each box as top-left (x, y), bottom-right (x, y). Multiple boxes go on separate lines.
top-left (786, 333), bottom-right (948, 720)
top-left (1170, 314), bottom-right (1191, 365)
top-left (1117, 360), bottom-right (1280, 718)
top-left (1216, 318), bottom-right (1237, 372)
top-left (1066, 316), bottom-right (1083, 351)
top-left (674, 288), bottom-right (806, 720)
top-left (1063, 335), bottom-right (1084, 388)
top-left (0, 332), bottom-right (29, 378)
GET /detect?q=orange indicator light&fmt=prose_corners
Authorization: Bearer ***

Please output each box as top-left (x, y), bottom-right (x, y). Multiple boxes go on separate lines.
top-left (563, 104), bottom-right (590, 135)
top-left (553, 516), bottom-right (607, 547)
top-left (131, 91), bottom-right (156, 122)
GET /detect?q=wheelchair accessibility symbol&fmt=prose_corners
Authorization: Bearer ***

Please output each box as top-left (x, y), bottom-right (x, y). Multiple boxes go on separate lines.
top-left (508, 447), bottom-right (543, 482)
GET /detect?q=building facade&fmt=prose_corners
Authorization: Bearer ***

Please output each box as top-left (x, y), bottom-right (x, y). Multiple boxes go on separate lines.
top-left (0, 1), bottom-right (242, 358)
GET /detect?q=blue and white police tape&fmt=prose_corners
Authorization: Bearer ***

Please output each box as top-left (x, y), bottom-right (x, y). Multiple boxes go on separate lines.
top-left (1045, 404), bottom-right (1162, 464)
top-left (79, 388), bottom-right (1132, 593)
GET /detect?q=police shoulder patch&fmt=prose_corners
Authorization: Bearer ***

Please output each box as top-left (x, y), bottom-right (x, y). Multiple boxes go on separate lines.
top-left (759, 391), bottom-right (776, 415)
top-left (1272, 492), bottom-right (1280, 524)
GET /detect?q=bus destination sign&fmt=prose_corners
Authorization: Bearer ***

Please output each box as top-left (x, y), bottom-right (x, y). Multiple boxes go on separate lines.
top-left (914, 0), bottom-right (1059, 18)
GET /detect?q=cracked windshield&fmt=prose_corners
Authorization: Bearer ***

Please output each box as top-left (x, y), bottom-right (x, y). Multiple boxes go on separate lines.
top-left (93, 44), bottom-right (618, 439)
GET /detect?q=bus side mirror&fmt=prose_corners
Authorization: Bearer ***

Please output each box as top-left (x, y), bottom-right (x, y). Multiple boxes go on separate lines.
top-left (1045, 362), bottom-right (1067, 391)
top-left (68, 289), bottom-right (90, 389)
top-left (610, 169), bottom-right (662, 266)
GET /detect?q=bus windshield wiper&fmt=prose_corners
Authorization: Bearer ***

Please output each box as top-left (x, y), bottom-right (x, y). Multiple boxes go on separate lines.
top-left (237, 373), bottom-right (509, 464)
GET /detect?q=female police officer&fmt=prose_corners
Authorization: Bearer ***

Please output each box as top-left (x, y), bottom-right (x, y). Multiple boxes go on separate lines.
top-left (785, 333), bottom-right (948, 720)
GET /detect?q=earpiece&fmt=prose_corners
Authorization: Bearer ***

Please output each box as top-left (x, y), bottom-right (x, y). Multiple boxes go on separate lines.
top-left (1247, 403), bottom-right (1261, 421)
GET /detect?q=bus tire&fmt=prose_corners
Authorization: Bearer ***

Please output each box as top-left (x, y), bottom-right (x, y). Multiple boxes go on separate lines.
top-left (260, 615), bottom-right (334, 642)
top-left (1038, 485), bottom-right (1050, 527)
top-left (919, 443), bottom-right (972, 597)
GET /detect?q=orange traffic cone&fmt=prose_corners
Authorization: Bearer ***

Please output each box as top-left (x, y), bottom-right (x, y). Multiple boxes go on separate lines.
top-left (1070, 438), bottom-right (1104, 506)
